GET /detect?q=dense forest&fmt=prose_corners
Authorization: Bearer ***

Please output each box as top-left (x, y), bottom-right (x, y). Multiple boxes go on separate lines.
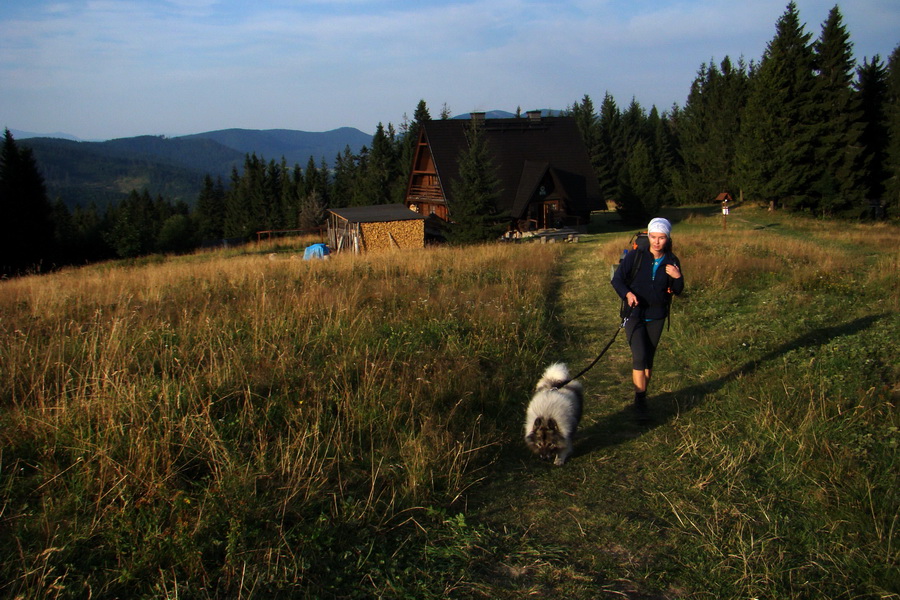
top-left (2, 2), bottom-right (898, 275)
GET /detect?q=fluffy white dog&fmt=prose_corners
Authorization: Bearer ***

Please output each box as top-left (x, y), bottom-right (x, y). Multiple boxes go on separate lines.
top-left (524, 363), bottom-right (583, 466)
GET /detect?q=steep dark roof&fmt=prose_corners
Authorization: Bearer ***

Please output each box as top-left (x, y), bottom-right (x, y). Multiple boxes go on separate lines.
top-left (421, 117), bottom-right (601, 218)
top-left (328, 204), bottom-right (425, 223)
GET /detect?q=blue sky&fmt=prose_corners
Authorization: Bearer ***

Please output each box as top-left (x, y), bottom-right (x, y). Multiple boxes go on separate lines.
top-left (2, 0), bottom-right (898, 140)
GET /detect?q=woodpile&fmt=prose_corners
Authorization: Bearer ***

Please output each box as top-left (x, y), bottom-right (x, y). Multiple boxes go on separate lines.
top-left (359, 220), bottom-right (424, 252)
top-left (327, 204), bottom-right (426, 254)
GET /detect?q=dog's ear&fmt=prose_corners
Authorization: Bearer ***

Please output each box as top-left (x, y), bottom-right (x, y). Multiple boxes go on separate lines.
top-left (547, 418), bottom-right (557, 431)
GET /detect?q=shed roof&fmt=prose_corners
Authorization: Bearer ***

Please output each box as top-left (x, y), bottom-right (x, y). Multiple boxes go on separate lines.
top-left (328, 204), bottom-right (426, 223)
top-left (420, 117), bottom-right (601, 218)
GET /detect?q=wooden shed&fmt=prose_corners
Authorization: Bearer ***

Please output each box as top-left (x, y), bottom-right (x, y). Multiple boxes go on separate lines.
top-left (327, 204), bottom-right (426, 253)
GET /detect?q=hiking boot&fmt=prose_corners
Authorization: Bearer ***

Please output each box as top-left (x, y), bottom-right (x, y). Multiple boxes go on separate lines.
top-left (633, 392), bottom-right (650, 424)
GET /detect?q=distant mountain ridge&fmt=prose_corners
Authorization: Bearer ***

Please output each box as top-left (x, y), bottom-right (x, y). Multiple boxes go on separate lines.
top-left (19, 127), bottom-right (373, 208)
top-left (13, 112), bottom-right (563, 209)
top-left (179, 127), bottom-right (372, 168)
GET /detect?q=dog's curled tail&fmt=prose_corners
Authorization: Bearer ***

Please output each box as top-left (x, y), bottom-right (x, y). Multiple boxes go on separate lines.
top-left (536, 362), bottom-right (573, 391)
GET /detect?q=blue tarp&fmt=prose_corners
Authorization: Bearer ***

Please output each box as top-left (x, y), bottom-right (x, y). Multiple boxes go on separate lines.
top-left (303, 243), bottom-right (331, 260)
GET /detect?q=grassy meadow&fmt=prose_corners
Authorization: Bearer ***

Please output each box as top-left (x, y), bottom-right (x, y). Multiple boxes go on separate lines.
top-left (1, 206), bottom-right (898, 599)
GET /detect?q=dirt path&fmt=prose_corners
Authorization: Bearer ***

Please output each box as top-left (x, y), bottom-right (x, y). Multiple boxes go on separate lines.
top-left (463, 236), bottom-right (679, 599)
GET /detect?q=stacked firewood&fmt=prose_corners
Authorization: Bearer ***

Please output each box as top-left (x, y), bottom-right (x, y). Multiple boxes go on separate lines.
top-left (359, 220), bottom-right (424, 251)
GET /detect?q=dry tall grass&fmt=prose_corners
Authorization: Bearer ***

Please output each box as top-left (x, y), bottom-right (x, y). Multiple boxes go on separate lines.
top-left (0, 241), bottom-right (563, 596)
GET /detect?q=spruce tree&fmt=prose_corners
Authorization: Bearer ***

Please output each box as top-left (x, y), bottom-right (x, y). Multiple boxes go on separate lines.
top-left (673, 57), bottom-right (749, 204)
top-left (570, 94), bottom-right (599, 159)
top-left (224, 166), bottom-right (252, 238)
top-left (361, 123), bottom-right (397, 205)
top-left (0, 129), bottom-right (54, 274)
top-left (621, 99), bottom-right (649, 156)
top-left (813, 5), bottom-right (866, 214)
top-left (106, 189), bottom-right (155, 258)
top-left (884, 45), bottom-right (900, 216)
top-left (445, 119), bottom-right (504, 244)
top-left (856, 55), bottom-right (889, 215)
top-left (617, 139), bottom-right (659, 224)
top-left (736, 2), bottom-right (823, 211)
top-left (349, 146), bottom-right (370, 206)
top-left (331, 145), bottom-right (357, 208)
top-left (71, 202), bottom-right (111, 261)
top-left (195, 175), bottom-right (226, 241)
top-left (654, 106), bottom-right (682, 207)
top-left (50, 197), bottom-right (74, 263)
top-left (595, 93), bottom-right (624, 204)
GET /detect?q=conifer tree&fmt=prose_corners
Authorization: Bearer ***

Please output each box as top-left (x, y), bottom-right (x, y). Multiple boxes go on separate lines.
top-left (445, 118), bottom-right (504, 244)
top-left (0, 129), bottom-right (54, 274)
top-left (50, 197), bottom-right (74, 263)
top-left (224, 166), bottom-right (252, 238)
top-left (856, 55), bottom-right (889, 215)
top-left (884, 45), bottom-right (900, 216)
top-left (331, 146), bottom-right (357, 208)
top-left (595, 93), bottom-right (624, 204)
top-left (621, 99), bottom-right (649, 155)
top-left (71, 202), bottom-right (111, 261)
top-left (280, 164), bottom-right (304, 229)
top-left (106, 189), bottom-right (155, 258)
top-left (570, 94), bottom-right (599, 159)
top-left (672, 57), bottom-right (749, 204)
top-left (237, 154), bottom-right (267, 233)
top-left (349, 146), bottom-right (370, 206)
top-left (263, 159), bottom-right (284, 229)
top-left (361, 123), bottom-right (397, 205)
top-left (617, 139), bottom-right (660, 224)
top-left (736, 2), bottom-right (823, 211)
top-left (195, 174), bottom-right (226, 241)
top-left (653, 106), bottom-right (682, 207)
top-left (813, 5), bottom-right (866, 214)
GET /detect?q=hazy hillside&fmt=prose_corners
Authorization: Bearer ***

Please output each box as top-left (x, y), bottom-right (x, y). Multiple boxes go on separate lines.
top-left (20, 127), bottom-right (373, 208)
top-left (180, 127), bottom-right (373, 168)
top-left (22, 137), bottom-right (225, 208)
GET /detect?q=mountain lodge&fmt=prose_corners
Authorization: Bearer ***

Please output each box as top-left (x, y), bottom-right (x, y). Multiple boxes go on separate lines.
top-left (404, 112), bottom-right (602, 233)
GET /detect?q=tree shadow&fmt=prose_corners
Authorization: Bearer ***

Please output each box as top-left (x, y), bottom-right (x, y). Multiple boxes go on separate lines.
top-left (576, 313), bottom-right (888, 456)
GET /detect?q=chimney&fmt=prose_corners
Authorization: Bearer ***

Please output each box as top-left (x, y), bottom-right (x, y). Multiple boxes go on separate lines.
top-left (470, 111), bottom-right (486, 122)
top-left (526, 110), bottom-right (542, 122)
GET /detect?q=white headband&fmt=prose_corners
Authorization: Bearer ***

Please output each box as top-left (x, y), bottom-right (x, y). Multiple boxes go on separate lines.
top-left (647, 217), bottom-right (672, 236)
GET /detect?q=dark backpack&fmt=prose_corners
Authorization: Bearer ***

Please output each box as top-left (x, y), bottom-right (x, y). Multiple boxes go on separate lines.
top-left (610, 232), bottom-right (648, 283)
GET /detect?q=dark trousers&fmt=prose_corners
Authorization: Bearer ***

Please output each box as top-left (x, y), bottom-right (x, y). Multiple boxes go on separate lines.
top-left (625, 318), bottom-right (665, 370)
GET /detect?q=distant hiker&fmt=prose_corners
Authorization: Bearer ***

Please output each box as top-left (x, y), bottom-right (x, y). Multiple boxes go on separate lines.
top-left (611, 217), bottom-right (684, 421)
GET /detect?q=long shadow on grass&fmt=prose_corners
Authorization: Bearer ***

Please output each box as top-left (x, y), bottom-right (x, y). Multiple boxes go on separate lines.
top-left (578, 313), bottom-right (888, 455)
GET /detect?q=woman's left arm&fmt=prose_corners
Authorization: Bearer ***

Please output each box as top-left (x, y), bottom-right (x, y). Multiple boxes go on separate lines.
top-left (666, 260), bottom-right (684, 294)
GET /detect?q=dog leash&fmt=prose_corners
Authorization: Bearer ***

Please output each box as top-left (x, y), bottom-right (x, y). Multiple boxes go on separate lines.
top-left (555, 313), bottom-right (631, 389)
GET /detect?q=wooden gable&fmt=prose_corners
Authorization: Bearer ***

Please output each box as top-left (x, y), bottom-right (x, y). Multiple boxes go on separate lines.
top-left (404, 115), bottom-right (602, 230)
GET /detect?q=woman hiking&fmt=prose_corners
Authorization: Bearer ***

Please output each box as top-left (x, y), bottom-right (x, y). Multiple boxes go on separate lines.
top-left (611, 217), bottom-right (684, 421)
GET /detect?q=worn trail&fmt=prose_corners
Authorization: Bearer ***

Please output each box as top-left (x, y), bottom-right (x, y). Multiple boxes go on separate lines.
top-left (463, 236), bottom-right (678, 599)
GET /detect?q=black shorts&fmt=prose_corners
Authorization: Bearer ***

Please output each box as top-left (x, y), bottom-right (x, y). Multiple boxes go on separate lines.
top-left (625, 318), bottom-right (665, 370)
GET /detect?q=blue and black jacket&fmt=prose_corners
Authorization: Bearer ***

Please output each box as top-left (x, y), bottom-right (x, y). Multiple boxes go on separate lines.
top-left (611, 249), bottom-right (684, 321)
